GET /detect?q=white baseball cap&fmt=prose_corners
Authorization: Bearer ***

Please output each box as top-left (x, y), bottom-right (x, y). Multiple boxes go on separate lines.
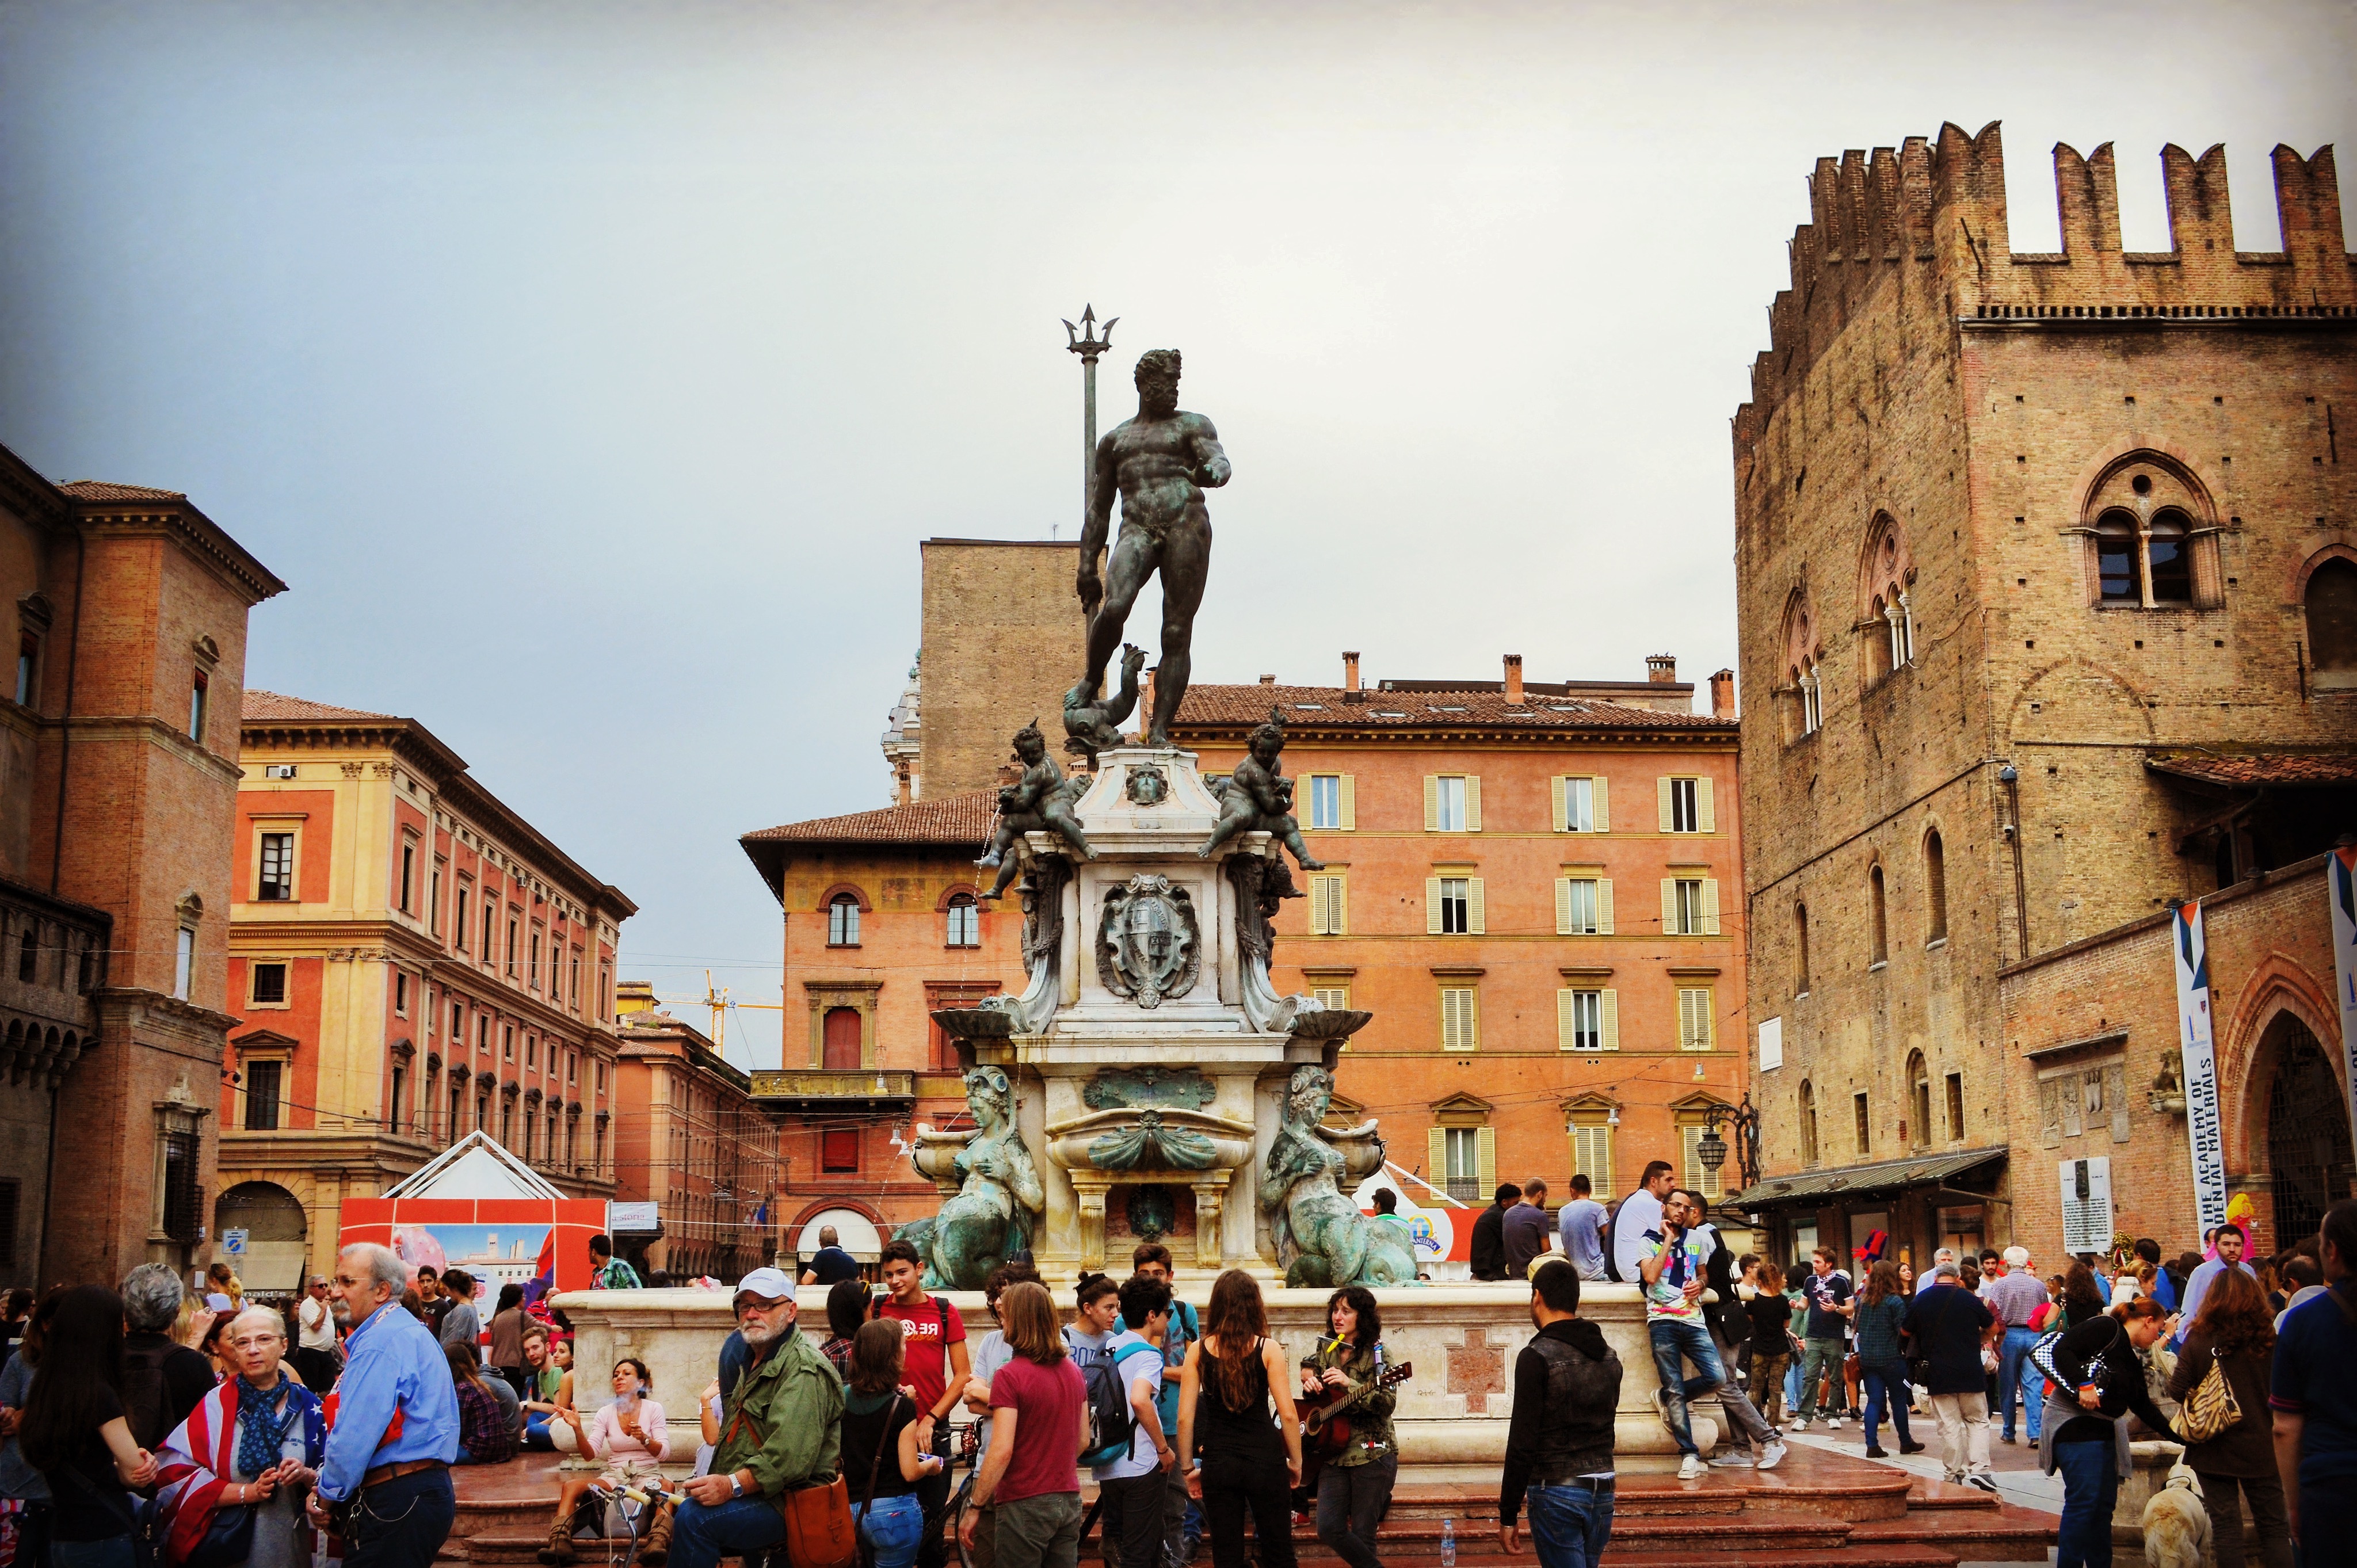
top-left (733, 1267), bottom-right (795, 1305)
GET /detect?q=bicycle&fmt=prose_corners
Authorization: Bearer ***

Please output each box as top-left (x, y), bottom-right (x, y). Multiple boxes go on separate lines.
top-left (943, 1422), bottom-right (982, 1568)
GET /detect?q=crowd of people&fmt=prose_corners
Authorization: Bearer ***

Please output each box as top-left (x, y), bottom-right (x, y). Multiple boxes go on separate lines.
top-left (0, 1196), bottom-right (2348, 1568)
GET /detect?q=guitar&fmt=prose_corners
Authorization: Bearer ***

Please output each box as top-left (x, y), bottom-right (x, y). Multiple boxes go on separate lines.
top-left (1294, 1360), bottom-right (1412, 1504)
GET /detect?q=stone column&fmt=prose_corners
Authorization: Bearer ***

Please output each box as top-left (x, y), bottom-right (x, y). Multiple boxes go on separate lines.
top-left (1190, 1181), bottom-right (1226, 1271)
top-left (1071, 1174), bottom-right (1111, 1271)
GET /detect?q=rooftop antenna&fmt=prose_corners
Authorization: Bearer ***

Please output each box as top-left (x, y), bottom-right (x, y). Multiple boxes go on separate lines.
top-left (1063, 304), bottom-right (1117, 529)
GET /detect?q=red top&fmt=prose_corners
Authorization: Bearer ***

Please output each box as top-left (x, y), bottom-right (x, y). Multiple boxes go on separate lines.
top-left (988, 1355), bottom-right (1085, 1505)
top-left (878, 1294), bottom-right (967, 1414)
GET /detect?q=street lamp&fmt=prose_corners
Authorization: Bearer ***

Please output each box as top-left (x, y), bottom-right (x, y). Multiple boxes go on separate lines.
top-left (1700, 1096), bottom-right (1764, 1193)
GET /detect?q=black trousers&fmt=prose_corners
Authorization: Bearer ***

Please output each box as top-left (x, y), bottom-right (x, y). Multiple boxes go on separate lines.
top-left (1099, 1471), bottom-right (1166, 1568)
top-left (345, 1467), bottom-right (457, 1568)
top-left (1200, 1458), bottom-right (1295, 1568)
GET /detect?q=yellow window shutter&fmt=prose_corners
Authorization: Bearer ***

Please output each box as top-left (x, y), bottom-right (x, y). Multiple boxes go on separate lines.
top-left (1574, 1126), bottom-right (1613, 1195)
top-left (1308, 877), bottom-right (1329, 935)
top-left (1593, 774), bottom-right (1610, 832)
top-left (1597, 878), bottom-right (1614, 934)
top-left (1332, 876), bottom-right (1348, 937)
top-left (1698, 776), bottom-right (1717, 834)
top-left (1339, 775), bottom-right (1355, 831)
top-left (1425, 878), bottom-right (1443, 934)
top-left (1702, 877), bottom-right (1721, 936)
top-left (1424, 776), bottom-right (1439, 831)
top-left (1476, 1125), bottom-right (1496, 1192)
top-left (1550, 777), bottom-right (1567, 833)
top-left (1467, 878), bottom-right (1486, 934)
top-left (1554, 878), bottom-right (1572, 936)
top-left (1601, 988), bottom-right (1619, 1050)
top-left (1662, 878), bottom-right (1677, 933)
top-left (1556, 988), bottom-right (1574, 1049)
top-left (1657, 776), bottom-right (1673, 833)
top-left (1427, 1126), bottom-right (1445, 1184)
top-left (1464, 775), bottom-right (1482, 832)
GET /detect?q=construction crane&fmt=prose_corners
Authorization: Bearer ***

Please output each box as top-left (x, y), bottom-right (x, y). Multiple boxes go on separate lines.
top-left (668, 971), bottom-right (784, 1062)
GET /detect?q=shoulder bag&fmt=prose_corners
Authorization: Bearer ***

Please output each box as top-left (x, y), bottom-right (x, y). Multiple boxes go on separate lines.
top-left (2175, 1346), bottom-right (2241, 1444)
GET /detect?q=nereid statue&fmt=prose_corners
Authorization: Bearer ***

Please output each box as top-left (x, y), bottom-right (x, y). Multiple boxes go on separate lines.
top-left (978, 720), bottom-right (1092, 898)
top-left (1262, 1065), bottom-right (1417, 1288)
top-left (1077, 349), bottom-right (1229, 745)
top-left (1201, 707), bottom-right (1324, 870)
top-left (898, 1066), bottom-right (1044, 1291)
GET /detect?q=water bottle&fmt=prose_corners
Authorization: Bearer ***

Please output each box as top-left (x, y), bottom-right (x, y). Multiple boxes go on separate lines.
top-left (1440, 1519), bottom-right (1455, 1568)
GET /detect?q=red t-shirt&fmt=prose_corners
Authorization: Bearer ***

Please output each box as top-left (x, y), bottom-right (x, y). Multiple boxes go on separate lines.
top-left (987, 1355), bottom-right (1085, 1505)
top-left (878, 1294), bottom-right (967, 1414)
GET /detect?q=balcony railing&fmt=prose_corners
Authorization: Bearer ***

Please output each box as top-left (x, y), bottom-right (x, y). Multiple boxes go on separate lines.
top-left (749, 1069), bottom-right (918, 1109)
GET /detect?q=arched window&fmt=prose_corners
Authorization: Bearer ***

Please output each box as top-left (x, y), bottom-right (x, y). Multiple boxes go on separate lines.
top-left (944, 894), bottom-right (979, 948)
top-left (1794, 902), bottom-right (1811, 995)
top-left (1868, 864), bottom-right (1889, 965)
top-left (826, 894), bottom-right (861, 947)
top-left (2095, 510), bottom-right (2142, 601)
top-left (1798, 1080), bottom-right (1819, 1168)
top-left (1923, 830), bottom-right (1948, 942)
top-left (2082, 461), bottom-right (2220, 609)
top-left (1907, 1050), bottom-right (1932, 1147)
top-left (1859, 515), bottom-right (1916, 683)
top-left (2147, 510), bottom-right (2192, 603)
top-left (2305, 558), bottom-right (2357, 689)
top-left (1782, 588), bottom-right (1824, 741)
top-left (822, 1006), bottom-right (861, 1069)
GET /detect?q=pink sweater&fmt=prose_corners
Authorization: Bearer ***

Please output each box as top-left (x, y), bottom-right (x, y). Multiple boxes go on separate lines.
top-left (587, 1397), bottom-right (669, 1462)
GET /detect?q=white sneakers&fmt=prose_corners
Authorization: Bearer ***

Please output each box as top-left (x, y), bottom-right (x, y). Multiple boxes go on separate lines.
top-left (1757, 1440), bottom-right (1788, 1470)
top-left (1788, 1417), bottom-right (1810, 1432)
top-left (1826, 1415), bottom-right (1846, 1430)
top-left (1678, 1453), bottom-right (1706, 1481)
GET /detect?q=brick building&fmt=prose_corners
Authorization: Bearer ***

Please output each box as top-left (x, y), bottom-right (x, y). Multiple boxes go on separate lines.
top-left (742, 650), bottom-right (1750, 1254)
top-left (1729, 121), bottom-right (2355, 1269)
top-left (223, 693), bottom-right (634, 1286)
top-left (609, 982), bottom-right (784, 1281)
top-left (0, 447), bottom-right (285, 1287)
top-left (901, 539), bottom-right (1086, 802)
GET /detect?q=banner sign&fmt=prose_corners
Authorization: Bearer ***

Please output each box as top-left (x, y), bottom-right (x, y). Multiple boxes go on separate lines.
top-left (2331, 848), bottom-right (2357, 1174)
top-left (2173, 901), bottom-right (2229, 1236)
top-left (2059, 1157), bottom-right (2114, 1255)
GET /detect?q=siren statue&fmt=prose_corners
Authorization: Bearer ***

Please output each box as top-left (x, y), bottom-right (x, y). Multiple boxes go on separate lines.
top-left (895, 1066), bottom-right (1045, 1290)
top-left (1263, 1065), bottom-right (1417, 1288)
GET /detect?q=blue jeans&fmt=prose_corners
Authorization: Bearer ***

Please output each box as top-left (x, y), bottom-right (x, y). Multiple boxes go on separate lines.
top-left (670, 1494), bottom-right (788, 1568)
top-left (2054, 1439), bottom-right (2120, 1568)
top-left (48, 1538), bottom-right (135, 1568)
top-left (1647, 1317), bottom-right (1725, 1456)
top-left (857, 1493), bottom-right (928, 1568)
top-left (346, 1466), bottom-right (457, 1568)
top-left (1862, 1361), bottom-right (1913, 1449)
top-left (1997, 1326), bottom-right (2039, 1440)
top-left (1523, 1481), bottom-right (1612, 1568)
top-left (524, 1412), bottom-right (556, 1449)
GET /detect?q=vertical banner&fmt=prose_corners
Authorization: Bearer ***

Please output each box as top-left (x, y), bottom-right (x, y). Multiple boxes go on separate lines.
top-left (2331, 848), bottom-right (2357, 1171)
top-left (2173, 901), bottom-right (2229, 1237)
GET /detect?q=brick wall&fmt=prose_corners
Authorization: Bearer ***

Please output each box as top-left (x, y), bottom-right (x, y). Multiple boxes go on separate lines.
top-left (917, 540), bottom-right (1085, 798)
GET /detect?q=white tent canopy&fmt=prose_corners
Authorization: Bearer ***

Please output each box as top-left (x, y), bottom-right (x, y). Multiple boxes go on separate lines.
top-left (383, 1130), bottom-right (569, 1201)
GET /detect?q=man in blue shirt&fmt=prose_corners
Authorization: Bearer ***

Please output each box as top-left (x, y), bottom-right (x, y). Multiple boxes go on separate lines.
top-left (305, 1242), bottom-right (461, 1568)
top-left (2272, 1199), bottom-right (2357, 1555)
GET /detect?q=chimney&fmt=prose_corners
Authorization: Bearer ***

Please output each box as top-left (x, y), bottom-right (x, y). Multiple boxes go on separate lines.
top-left (1710, 669), bottom-right (1736, 719)
top-left (1502, 653), bottom-right (1524, 705)
top-left (1259, 673), bottom-right (1276, 685)
top-left (1646, 654), bottom-right (1677, 684)
top-left (1342, 651), bottom-right (1361, 691)
top-left (894, 758), bottom-right (913, 807)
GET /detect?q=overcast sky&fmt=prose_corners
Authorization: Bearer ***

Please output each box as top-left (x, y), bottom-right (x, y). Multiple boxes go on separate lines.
top-left (4, 0), bottom-right (2349, 1067)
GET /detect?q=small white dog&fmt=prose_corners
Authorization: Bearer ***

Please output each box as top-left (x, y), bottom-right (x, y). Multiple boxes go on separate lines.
top-left (2140, 1460), bottom-right (2210, 1568)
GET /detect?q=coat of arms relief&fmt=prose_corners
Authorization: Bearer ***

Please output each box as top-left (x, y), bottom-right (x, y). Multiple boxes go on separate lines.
top-left (1097, 874), bottom-right (1200, 1008)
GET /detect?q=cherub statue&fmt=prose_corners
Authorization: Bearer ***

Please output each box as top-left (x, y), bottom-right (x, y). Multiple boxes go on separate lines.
top-left (1199, 708), bottom-right (1324, 870)
top-left (1063, 644), bottom-right (1147, 768)
top-left (978, 720), bottom-right (1092, 898)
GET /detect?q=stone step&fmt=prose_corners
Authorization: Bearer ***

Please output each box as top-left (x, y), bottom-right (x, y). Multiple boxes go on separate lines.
top-left (1898, 1480), bottom-right (2004, 1511)
top-left (1844, 1504), bottom-right (2059, 1564)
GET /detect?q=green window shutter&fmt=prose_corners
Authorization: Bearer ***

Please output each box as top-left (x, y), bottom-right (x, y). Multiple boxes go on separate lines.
top-left (1600, 988), bottom-right (1619, 1050)
top-left (1467, 878), bottom-right (1486, 934)
top-left (1339, 775), bottom-right (1355, 831)
top-left (1657, 776), bottom-right (1673, 833)
top-left (1592, 775), bottom-right (1610, 833)
top-left (1476, 1126), bottom-right (1496, 1193)
top-left (1554, 878), bottom-right (1572, 936)
top-left (1702, 877), bottom-right (1721, 936)
top-left (1661, 878), bottom-right (1677, 934)
top-left (1597, 879), bottom-right (1614, 934)
top-left (1464, 775), bottom-right (1482, 833)
top-left (1550, 777), bottom-right (1567, 833)
top-left (1557, 987), bottom-right (1574, 1049)
top-left (1423, 776), bottom-right (1439, 832)
top-left (1427, 1127), bottom-right (1446, 1184)
top-left (1425, 878), bottom-right (1443, 934)
top-left (1698, 776), bottom-right (1717, 834)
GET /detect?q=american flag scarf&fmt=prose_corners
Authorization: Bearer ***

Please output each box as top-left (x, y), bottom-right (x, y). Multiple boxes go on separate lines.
top-left (152, 1376), bottom-right (327, 1567)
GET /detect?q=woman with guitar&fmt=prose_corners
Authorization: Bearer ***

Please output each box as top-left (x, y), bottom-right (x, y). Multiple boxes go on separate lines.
top-left (1297, 1287), bottom-right (1408, 1568)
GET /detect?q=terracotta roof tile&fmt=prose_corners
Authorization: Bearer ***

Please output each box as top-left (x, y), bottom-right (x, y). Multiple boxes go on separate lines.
top-left (743, 788), bottom-right (1000, 846)
top-left (57, 480), bottom-right (189, 502)
top-left (243, 690), bottom-right (401, 723)
top-left (1172, 682), bottom-right (1733, 733)
top-left (2147, 753), bottom-right (2357, 789)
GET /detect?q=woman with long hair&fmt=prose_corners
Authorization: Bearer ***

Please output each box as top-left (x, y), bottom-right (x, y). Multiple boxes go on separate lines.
top-left (844, 1321), bottom-right (945, 1568)
top-left (2038, 1297), bottom-right (2182, 1568)
top-left (518, 1329), bottom-right (572, 1451)
top-left (150, 1307), bottom-right (326, 1568)
top-left (2165, 1267), bottom-right (2290, 1568)
top-left (1178, 1270), bottom-right (1302, 1568)
top-left (447, 1341), bottom-right (518, 1468)
top-left (18, 1285), bottom-right (160, 1568)
top-left (0, 1292), bottom-right (62, 1568)
top-left (540, 1359), bottom-right (672, 1566)
top-left (1297, 1287), bottom-right (1395, 1568)
top-left (818, 1279), bottom-right (869, 1381)
top-left (2059, 1262), bottom-right (2108, 1330)
top-left (1745, 1262), bottom-right (1794, 1426)
top-left (1853, 1261), bottom-right (1924, 1459)
top-left (959, 1281), bottom-right (1085, 1568)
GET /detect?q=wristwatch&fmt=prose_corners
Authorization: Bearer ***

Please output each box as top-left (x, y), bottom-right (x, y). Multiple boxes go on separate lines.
top-left (729, 1474), bottom-right (745, 1498)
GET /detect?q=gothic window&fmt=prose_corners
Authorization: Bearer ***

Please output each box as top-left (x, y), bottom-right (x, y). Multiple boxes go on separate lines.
top-left (1859, 515), bottom-right (1916, 684)
top-left (2146, 511), bottom-right (2194, 603)
top-left (1923, 830), bottom-right (1948, 942)
top-left (1794, 902), bottom-right (1811, 995)
top-left (1868, 864), bottom-right (1889, 965)
top-left (2305, 558), bottom-right (2357, 689)
top-left (1798, 1079), bottom-right (1818, 1168)
top-left (2081, 460), bottom-right (2221, 609)
top-left (1782, 587), bottom-right (1824, 742)
top-left (2096, 512), bottom-right (2142, 601)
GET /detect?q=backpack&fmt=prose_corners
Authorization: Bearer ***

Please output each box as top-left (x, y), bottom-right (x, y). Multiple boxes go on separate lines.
top-left (123, 1340), bottom-right (178, 1451)
top-left (1067, 1329), bottom-right (1158, 1469)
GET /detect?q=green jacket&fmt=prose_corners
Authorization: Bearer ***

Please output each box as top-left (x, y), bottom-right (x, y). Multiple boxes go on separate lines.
top-left (1299, 1337), bottom-right (1396, 1467)
top-left (716, 1329), bottom-right (844, 1498)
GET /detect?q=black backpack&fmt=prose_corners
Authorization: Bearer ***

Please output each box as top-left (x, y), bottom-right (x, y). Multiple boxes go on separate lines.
top-left (1066, 1329), bottom-right (1157, 1469)
top-left (123, 1340), bottom-right (177, 1451)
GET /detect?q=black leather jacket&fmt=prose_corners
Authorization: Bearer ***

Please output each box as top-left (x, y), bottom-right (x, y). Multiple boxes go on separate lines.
top-left (1499, 1318), bottom-right (1622, 1525)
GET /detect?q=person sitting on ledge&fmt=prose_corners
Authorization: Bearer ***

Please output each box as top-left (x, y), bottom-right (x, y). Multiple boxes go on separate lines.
top-left (539, 1357), bottom-right (676, 1566)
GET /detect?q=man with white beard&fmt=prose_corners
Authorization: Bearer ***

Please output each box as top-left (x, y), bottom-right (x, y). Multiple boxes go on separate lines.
top-left (669, 1268), bottom-right (845, 1568)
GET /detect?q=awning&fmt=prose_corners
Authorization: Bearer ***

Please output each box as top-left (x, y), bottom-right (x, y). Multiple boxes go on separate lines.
top-left (2146, 753), bottom-right (2357, 790)
top-left (1728, 1146), bottom-right (2008, 1211)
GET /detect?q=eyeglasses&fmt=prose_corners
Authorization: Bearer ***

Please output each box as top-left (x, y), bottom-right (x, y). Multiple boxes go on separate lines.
top-left (735, 1296), bottom-right (788, 1315)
